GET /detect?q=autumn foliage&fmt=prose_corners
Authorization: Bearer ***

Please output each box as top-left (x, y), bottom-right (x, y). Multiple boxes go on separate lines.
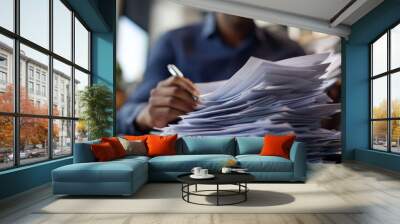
top-left (0, 85), bottom-right (59, 151)
top-left (372, 99), bottom-right (400, 142)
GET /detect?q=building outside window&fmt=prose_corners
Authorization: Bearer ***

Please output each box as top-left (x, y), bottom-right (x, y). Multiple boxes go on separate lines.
top-left (0, 71), bottom-right (6, 83)
top-left (41, 73), bottom-right (46, 83)
top-left (28, 66), bottom-right (34, 80)
top-left (54, 89), bottom-right (58, 104)
top-left (35, 70), bottom-right (40, 81)
top-left (0, 71), bottom-right (7, 90)
top-left (0, 54), bottom-right (7, 90)
top-left (28, 81), bottom-right (34, 94)
top-left (0, 54), bottom-right (7, 67)
top-left (370, 22), bottom-right (400, 154)
top-left (35, 83), bottom-right (40, 95)
top-left (0, 0), bottom-right (91, 170)
top-left (41, 85), bottom-right (46, 97)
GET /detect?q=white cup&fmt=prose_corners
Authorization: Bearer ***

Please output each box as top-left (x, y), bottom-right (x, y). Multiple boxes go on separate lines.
top-left (191, 167), bottom-right (202, 176)
top-left (200, 169), bottom-right (208, 176)
top-left (221, 167), bottom-right (232, 174)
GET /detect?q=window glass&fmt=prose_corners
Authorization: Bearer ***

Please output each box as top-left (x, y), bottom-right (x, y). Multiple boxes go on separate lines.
top-left (20, 0), bottom-right (49, 49)
top-left (0, 35), bottom-right (13, 112)
top-left (391, 120), bottom-right (400, 153)
top-left (75, 120), bottom-right (88, 143)
top-left (53, 0), bottom-right (72, 60)
top-left (0, 116), bottom-right (13, 170)
top-left (53, 59), bottom-right (72, 117)
top-left (74, 18), bottom-right (89, 70)
top-left (20, 44), bottom-right (49, 115)
top-left (391, 72), bottom-right (400, 118)
top-left (391, 24), bottom-right (400, 70)
top-left (1, 0), bottom-right (92, 168)
top-left (0, 0), bottom-right (14, 31)
top-left (372, 33), bottom-right (387, 76)
top-left (19, 117), bottom-right (49, 165)
top-left (372, 121), bottom-right (388, 151)
top-left (372, 76), bottom-right (387, 119)
top-left (74, 69), bottom-right (89, 118)
top-left (28, 81), bottom-right (33, 93)
top-left (53, 119), bottom-right (72, 157)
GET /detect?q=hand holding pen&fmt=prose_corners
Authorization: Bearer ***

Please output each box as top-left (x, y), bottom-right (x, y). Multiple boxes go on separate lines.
top-left (135, 64), bottom-right (200, 130)
top-left (167, 64), bottom-right (199, 102)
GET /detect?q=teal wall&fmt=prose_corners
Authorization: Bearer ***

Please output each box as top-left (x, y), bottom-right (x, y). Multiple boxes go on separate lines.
top-left (0, 158), bottom-right (72, 199)
top-left (70, 0), bottom-right (116, 133)
top-left (0, 0), bottom-right (116, 200)
top-left (343, 0), bottom-right (400, 171)
top-left (92, 31), bottom-right (116, 134)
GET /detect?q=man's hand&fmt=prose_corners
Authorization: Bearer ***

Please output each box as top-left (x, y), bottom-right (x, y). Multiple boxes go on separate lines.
top-left (136, 76), bottom-right (199, 130)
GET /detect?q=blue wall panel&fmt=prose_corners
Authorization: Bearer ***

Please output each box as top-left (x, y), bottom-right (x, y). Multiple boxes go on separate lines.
top-left (92, 32), bottom-right (115, 135)
top-left (343, 0), bottom-right (400, 171)
top-left (342, 44), bottom-right (370, 159)
top-left (0, 158), bottom-right (72, 199)
top-left (355, 149), bottom-right (400, 172)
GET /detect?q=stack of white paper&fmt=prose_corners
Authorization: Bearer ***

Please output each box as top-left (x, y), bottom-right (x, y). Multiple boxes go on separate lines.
top-left (161, 53), bottom-right (341, 157)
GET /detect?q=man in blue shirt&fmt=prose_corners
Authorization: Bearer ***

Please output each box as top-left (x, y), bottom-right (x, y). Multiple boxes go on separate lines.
top-left (117, 13), bottom-right (305, 135)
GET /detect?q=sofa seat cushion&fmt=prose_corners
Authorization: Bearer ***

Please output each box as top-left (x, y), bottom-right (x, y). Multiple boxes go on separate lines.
top-left (236, 155), bottom-right (293, 172)
top-left (53, 158), bottom-right (147, 183)
top-left (117, 155), bottom-right (150, 163)
top-left (149, 154), bottom-right (235, 172)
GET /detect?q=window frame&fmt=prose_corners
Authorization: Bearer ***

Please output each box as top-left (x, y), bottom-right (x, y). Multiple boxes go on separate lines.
top-left (0, 0), bottom-right (92, 171)
top-left (370, 21), bottom-right (400, 154)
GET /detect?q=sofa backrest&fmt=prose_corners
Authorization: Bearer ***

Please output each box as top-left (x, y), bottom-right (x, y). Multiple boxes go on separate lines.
top-left (177, 136), bottom-right (236, 155)
top-left (75, 136), bottom-right (299, 160)
top-left (73, 139), bottom-right (100, 163)
top-left (235, 136), bottom-right (264, 155)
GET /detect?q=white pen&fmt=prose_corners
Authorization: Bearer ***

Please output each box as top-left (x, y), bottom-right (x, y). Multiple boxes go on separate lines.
top-left (167, 64), bottom-right (184, 78)
top-left (167, 64), bottom-right (199, 101)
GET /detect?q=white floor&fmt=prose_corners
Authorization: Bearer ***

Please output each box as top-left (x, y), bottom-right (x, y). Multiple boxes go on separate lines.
top-left (1, 162), bottom-right (400, 224)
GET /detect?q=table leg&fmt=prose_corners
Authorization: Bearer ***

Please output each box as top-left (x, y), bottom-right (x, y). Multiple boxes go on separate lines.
top-left (195, 184), bottom-right (198, 192)
top-left (217, 184), bottom-right (219, 206)
top-left (181, 184), bottom-right (183, 199)
top-left (245, 183), bottom-right (247, 201)
top-left (187, 184), bottom-right (190, 202)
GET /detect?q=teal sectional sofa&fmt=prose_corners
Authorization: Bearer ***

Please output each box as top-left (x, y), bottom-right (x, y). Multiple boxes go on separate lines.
top-left (52, 136), bottom-right (306, 196)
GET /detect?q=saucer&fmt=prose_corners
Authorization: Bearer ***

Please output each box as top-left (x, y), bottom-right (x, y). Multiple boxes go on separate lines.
top-left (190, 174), bottom-right (215, 179)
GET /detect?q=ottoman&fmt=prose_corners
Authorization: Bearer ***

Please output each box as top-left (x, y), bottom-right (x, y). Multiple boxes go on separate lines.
top-left (52, 156), bottom-right (148, 196)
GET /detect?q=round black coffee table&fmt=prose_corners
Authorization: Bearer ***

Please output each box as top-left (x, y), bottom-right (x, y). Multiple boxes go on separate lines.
top-left (177, 173), bottom-right (255, 206)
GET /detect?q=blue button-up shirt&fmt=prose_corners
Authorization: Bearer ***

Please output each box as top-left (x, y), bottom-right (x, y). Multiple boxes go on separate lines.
top-left (117, 15), bottom-right (305, 135)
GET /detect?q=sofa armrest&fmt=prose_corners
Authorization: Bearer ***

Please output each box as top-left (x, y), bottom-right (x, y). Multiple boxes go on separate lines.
top-left (289, 141), bottom-right (307, 181)
top-left (73, 140), bottom-right (99, 163)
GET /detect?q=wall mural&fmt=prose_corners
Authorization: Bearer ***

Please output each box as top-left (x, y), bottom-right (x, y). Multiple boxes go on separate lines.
top-left (116, 2), bottom-right (341, 162)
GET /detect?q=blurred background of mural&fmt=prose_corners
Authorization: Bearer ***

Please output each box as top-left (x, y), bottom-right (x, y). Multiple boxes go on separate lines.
top-left (115, 0), bottom-right (341, 162)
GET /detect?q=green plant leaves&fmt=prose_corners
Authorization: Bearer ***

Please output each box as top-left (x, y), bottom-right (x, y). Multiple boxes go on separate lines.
top-left (79, 84), bottom-right (113, 140)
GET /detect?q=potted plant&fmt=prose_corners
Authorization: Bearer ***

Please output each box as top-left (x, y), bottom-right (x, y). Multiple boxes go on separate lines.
top-left (79, 84), bottom-right (113, 140)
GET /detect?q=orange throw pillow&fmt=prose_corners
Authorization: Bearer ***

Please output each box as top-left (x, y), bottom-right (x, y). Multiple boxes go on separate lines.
top-left (260, 135), bottom-right (296, 159)
top-left (146, 135), bottom-right (177, 157)
top-left (101, 137), bottom-right (127, 158)
top-left (124, 135), bottom-right (148, 141)
top-left (91, 142), bottom-right (117, 161)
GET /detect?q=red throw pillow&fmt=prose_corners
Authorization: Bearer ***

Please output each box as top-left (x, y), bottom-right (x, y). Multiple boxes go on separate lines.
top-left (124, 135), bottom-right (148, 141)
top-left (146, 135), bottom-right (177, 157)
top-left (101, 137), bottom-right (126, 158)
top-left (260, 135), bottom-right (296, 159)
top-left (91, 142), bottom-right (117, 161)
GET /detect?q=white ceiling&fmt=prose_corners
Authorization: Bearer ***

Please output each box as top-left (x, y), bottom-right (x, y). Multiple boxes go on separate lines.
top-left (226, 0), bottom-right (352, 22)
top-left (169, 0), bottom-right (384, 37)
